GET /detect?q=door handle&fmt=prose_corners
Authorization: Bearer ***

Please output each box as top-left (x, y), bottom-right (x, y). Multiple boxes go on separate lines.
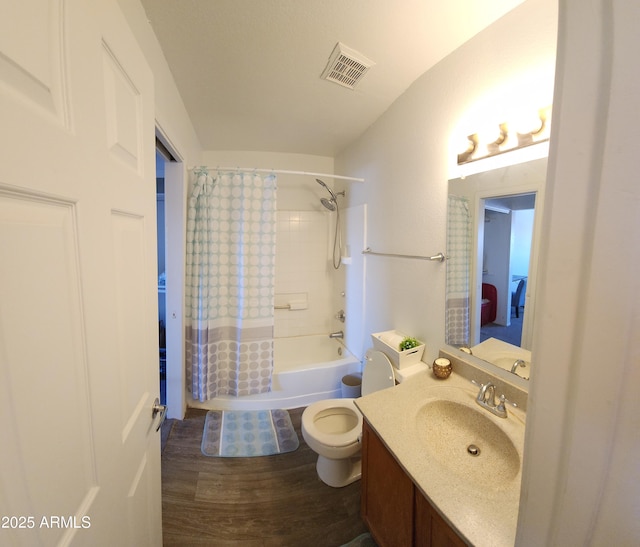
top-left (152, 397), bottom-right (167, 432)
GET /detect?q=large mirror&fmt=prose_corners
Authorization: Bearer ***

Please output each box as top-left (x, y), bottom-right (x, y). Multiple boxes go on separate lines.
top-left (445, 157), bottom-right (547, 383)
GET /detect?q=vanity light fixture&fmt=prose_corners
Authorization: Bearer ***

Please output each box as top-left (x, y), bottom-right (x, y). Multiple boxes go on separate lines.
top-left (457, 107), bottom-right (551, 165)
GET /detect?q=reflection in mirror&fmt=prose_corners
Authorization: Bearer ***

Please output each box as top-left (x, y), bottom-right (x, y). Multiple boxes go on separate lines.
top-left (480, 192), bottom-right (535, 348)
top-left (471, 338), bottom-right (531, 380)
top-left (445, 157), bottom-right (547, 381)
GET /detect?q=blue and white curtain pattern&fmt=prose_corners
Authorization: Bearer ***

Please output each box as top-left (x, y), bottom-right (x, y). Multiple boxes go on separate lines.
top-left (185, 169), bottom-right (277, 401)
top-left (445, 195), bottom-right (472, 346)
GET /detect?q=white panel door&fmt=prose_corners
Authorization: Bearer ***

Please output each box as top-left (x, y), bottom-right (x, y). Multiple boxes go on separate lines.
top-left (0, 1), bottom-right (162, 545)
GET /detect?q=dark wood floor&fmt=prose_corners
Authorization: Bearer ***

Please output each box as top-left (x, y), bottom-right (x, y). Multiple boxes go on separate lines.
top-left (161, 407), bottom-right (369, 546)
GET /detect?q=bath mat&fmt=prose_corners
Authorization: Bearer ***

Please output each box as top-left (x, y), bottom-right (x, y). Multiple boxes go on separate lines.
top-left (201, 409), bottom-right (299, 457)
top-left (340, 533), bottom-right (378, 547)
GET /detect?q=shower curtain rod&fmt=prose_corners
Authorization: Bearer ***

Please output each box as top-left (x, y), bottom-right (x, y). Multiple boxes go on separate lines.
top-left (190, 166), bottom-right (364, 183)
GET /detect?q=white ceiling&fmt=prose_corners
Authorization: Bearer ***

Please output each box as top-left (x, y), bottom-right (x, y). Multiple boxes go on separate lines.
top-left (140, 0), bottom-right (525, 157)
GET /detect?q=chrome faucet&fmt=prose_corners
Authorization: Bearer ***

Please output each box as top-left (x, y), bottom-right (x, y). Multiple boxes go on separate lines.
top-left (511, 359), bottom-right (526, 374)
top-left (475, 382), bottom-right (508, 418)
top-left (329, 330), bottom-right (344, 339)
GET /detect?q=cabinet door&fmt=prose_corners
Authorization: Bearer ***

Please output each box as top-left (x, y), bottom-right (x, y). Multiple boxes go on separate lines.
top-left (361, 421), bottom-right (414, 547)
top-left (415, 489), bottom-right (467, 547)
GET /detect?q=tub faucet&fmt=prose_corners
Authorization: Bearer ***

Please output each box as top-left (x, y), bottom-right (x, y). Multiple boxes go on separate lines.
top-left (329, 330), bottom-right (344, 339)
top-left (511, 359), bottom-right (526, 374)
top-left (475, 382), bottom-right (508, 418)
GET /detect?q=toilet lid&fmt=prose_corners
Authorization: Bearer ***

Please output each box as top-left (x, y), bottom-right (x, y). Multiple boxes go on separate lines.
top-left (362, 350), bottom-right (395, 395)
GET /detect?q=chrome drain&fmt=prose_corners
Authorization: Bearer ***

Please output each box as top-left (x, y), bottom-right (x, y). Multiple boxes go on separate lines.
top-left (467, 444), bottom-right (481, 457)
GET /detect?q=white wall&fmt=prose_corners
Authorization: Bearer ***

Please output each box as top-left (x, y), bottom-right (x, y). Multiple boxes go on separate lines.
top-left (510, 209), bottom-right (534, 280)
top-left (336, 0), bottom-right (557, 365)
top-left (118, 0), bottom-right (202, 160)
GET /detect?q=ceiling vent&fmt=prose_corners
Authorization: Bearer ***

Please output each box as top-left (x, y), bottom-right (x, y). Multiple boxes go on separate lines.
top-left (321, 42), bottom-right (374, 90)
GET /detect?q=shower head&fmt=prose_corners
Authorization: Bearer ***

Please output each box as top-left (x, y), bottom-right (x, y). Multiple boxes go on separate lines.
top-left (320, 197), bottom-right (336, 211)
top-left (316, 178), bottom-right (337, 201)
top-left (316, 179), bottom-right (345, 212)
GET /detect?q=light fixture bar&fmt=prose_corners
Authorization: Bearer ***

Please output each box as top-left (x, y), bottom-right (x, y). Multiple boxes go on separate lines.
top-left (457, 107), bottom-right (551, 165)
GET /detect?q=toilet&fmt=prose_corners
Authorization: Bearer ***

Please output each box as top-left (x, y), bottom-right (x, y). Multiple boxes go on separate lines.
top-left (301, 350), bottom-right (395, 487)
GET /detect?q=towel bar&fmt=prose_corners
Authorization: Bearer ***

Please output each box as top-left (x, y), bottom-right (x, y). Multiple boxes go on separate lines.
top-left (362, 247), bottom-right (447, 262)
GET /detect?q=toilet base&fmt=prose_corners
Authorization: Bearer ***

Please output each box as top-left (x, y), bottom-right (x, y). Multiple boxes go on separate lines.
top-left (316, 454), bottom-right (362, 488)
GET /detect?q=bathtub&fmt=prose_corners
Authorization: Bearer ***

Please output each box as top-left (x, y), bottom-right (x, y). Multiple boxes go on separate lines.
top-left (190, 334), bottom-right (362, 411)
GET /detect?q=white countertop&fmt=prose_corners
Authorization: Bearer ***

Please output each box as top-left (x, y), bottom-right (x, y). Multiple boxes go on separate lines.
top-left (355, 369), bottom-right (526, 547)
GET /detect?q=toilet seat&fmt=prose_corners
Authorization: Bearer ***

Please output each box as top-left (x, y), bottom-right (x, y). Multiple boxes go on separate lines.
top-left (302, 398), bottom-right (362, 448)
top-left (301, 351), bottom-right (395, 450)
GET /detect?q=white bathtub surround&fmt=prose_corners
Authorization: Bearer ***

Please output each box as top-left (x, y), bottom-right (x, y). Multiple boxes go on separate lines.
top-left (274, 292), bottom-right (308, 311)
top-left (275, 211), bottom-right (333, 337)
top-left (189, 335), bottom-right (361, 411)
top-left (340, 204), bottom-right (367, 360)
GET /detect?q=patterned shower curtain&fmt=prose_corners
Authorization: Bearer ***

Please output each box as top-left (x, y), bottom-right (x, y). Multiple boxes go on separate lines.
top-left (185, 168), bottom-right (277, 401)
top-left (445, 195), bottom-right (472, 346)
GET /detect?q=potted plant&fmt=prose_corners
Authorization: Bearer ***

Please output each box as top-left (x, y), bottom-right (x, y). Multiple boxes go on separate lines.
top-left (399, 336), bottom-right (420, 351)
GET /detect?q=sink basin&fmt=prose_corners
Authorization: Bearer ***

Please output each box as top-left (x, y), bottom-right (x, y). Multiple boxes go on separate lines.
top-left (416, 397), bottom-right (521, 490)
top-left (471, 337), bottom-right (532, 378)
